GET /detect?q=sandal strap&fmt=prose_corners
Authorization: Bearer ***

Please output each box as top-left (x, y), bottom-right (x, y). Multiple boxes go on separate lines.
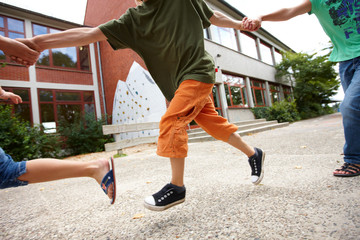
top-left (335, 163), bottom-right (350, 171)
top-left (347, 164), bottom-right (360, 172)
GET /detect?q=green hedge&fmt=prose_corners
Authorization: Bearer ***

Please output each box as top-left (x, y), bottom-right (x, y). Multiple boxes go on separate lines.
top-left (251, 100), bottom-right (301, 123)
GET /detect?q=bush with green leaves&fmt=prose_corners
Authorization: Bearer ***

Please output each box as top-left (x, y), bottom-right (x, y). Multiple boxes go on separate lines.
top-left (0, 105), bottom-right (61, 161)
top-left (267, 100), bottom-right (301, 123)
top-left (251, 100), bottom-right (300, 123)
top-left (251, 107), bottom-right (270, 120)
top-left (57, 113), bottom-right (114, 156)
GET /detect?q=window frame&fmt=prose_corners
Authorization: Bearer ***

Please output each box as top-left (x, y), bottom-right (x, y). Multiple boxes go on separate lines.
top-left (259, 41), bottom-right (274, 65)
top-left (269, 83), bottom-right (281, 104)
top-left (38, 89), bottom-right (96, 132)
top-left (209, 25), bottom-right (239, 51)
top-left (239, 31), bottom-right (258, 59)
top-left (0, 87), bottom-right (33, 125)
top-left (32, 23), bottom-right (91, 72)
top-left (251, 80), bottom-right (266, 107)
top-left (210, 84), bottom-right (223, 116)
top-left (0, 15), bottom-right (26, 63)
top-left (223, 73), bottom-right (248, 108)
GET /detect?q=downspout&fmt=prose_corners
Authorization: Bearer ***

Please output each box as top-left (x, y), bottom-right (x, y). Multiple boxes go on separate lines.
top-left (97, 41), bottom-right (107, 117)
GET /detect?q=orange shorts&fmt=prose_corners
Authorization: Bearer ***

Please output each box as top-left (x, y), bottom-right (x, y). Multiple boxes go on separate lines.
top-left (157, 80), bottom-right (239, 158)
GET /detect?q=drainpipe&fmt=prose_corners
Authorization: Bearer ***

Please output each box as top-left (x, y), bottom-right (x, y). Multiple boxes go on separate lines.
top-left (97, 41), bottom-right (107, 117)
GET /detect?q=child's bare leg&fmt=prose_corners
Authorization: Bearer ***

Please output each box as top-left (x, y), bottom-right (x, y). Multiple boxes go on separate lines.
top-left (170, 157), bottom-right (185, 187)
top-left (227, 132), bottom-right (255, 157)
top-left (17, 159), bottom-right (113, 198)
top-left (227, 132), bottom-right (265, 184)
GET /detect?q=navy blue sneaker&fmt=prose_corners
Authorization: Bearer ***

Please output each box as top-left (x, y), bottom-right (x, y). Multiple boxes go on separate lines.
top-left (248, 148), bottom-right (265, 185)
top-left (144, 183), bottom-right (186, 211)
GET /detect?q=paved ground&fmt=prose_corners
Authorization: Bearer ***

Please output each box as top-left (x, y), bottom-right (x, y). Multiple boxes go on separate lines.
top-left (1, 113), bottom-right (359, 240)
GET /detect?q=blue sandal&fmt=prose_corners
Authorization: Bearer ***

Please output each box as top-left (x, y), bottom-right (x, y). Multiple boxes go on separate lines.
top-left (100, 157), bottom-right (116, 204)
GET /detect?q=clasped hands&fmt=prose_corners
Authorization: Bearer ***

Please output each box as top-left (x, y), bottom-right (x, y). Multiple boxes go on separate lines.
top-left (3, 37), bottom-right (41, 67)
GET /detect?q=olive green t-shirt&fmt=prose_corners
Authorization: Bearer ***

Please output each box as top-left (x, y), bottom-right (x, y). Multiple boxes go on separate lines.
top-left (99, 0), bottom-right (215, 101)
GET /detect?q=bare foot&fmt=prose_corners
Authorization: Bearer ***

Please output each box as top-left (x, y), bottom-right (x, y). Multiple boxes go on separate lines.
top-left (92, 159), bottom-right (114, 199)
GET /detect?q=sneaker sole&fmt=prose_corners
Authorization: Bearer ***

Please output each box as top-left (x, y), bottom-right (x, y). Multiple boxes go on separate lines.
top-left (143, 198), bottom-right (185, 211)
top-left (252, 151), bottom-right (265, 185)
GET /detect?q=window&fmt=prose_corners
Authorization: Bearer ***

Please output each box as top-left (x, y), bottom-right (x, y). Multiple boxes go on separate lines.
top-left (204, 28), bottom-right (210, 39)
top-left (240, 32), bottom-right (258, 59)
top-left (223, 74), bottom-right (248, 108)
top-left (33, 24), bottom-right (90, 71)
top-left (39, 89), bottom-right (96, 133)
top-left (270, 84), bottom-right (280, 104)
top-left (283, 86), bottom-right (293, 101)
top-left (0, 15), bottom-right (25, 62)
top-left (211, 85), bottom-right (223, 116)
top-left (251, 80), bottom-right (266, 107)
top-left (274, 50), bottom-right (283, 64)
top-left (0, 87), bottom-right (32, 124)
top-left (210, 25), bottom-right (238, 51)
top-left (259, 42), bottom-right (274, 65)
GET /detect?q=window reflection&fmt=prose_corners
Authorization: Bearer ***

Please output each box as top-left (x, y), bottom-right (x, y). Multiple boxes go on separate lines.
top-left (240, 32), bottom-right (257, 59)
top-left (270, 84), bottom-right (280, 104)
top-left (260, 42), bottom-right (273, 65)
top-left (274, 50), bottom-right (283, 64)
top-left (210, 25), bottom-right (238, 51)
top-left (0, 16), bottom-right (25, 62)
top-left (251, 80), bottom-right (266, 107)
top-left (33, 23), bottom-right (90, 71)
top-left (39, 89), bottom-right (96, 132)
top-left (8, 18), bottom-right (24, 32)
top-left (0, 87), bottom-right (32, 124)
top-left (222, 74), bottom-right (248, 107)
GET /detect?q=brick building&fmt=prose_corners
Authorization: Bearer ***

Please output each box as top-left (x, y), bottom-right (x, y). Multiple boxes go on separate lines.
top-left (0, 0), bottom-right (293, 132)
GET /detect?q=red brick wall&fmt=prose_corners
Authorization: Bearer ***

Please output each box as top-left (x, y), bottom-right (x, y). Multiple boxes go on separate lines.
top-left (0, 64), bottom-right (29, 81)
top-left (84, 0), bottom-right (147, 119)
top-left (36, 68), bottom-right (93, 85)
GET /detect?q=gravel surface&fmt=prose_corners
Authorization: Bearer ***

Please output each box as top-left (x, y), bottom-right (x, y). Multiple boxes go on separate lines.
top-left (1, 113), bottom-right (359, 240)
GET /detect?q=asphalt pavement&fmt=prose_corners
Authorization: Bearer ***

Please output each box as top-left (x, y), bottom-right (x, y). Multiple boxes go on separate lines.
top-left (1, 113), bottom-right (359, 240)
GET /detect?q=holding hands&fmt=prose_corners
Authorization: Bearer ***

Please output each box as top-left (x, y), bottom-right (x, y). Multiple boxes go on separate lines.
top-left (0, 36), bottom-right (40, 67)
top-left (242, 16), bottom-right (262, 32)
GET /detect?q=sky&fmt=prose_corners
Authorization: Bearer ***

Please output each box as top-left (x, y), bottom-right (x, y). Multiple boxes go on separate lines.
top-left (0, 0), bottom-right (343, 100)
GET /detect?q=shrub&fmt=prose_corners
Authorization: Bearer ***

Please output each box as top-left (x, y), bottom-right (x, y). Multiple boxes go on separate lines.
top-left (251, 100), bottom-right (300, 123)
top-left (0, 105), bottom-right (61, 161)
top-left (57, 113), bottom-right (114, 156)
top-left (251, 107), bottom-right (270, 120)
top-left (268, 100), bottom-right (301, 123)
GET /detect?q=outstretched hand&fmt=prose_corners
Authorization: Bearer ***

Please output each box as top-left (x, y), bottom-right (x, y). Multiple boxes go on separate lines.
top-left (0, 88), bottom-right (22, 104)
top-left (242, 16), bottom-right (262, 32)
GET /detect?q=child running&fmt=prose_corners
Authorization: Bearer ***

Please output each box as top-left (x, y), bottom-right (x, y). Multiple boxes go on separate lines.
top-left (18, 0), bottom-right (265, 211)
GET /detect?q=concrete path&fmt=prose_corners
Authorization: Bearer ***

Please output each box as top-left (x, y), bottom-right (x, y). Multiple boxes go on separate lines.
top-left (1, 113), bottom-right (359, 240)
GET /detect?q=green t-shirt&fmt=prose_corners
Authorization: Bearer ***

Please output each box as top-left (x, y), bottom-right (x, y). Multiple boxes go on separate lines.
top-left (99, 0), bottom-right (215, 101)
top-left (309, 0), bottom-right (360, 62)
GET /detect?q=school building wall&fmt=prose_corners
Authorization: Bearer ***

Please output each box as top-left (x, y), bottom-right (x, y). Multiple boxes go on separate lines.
top-left (0, 3), bottom-right (104, 130)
